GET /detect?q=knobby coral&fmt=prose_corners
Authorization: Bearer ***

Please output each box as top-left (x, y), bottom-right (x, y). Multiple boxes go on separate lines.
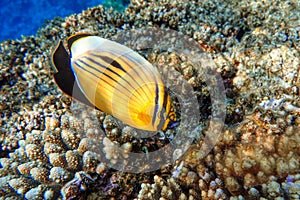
top-left (1, 0), bottom-right (299, 199)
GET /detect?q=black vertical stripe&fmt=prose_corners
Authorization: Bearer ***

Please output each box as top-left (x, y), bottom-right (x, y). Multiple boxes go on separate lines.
top-left (157, 87), bottom-right (169, 130)
top-left (152, 83), bottom-right (159, 126)
top-left (77, 50), bottom-right (165, 130)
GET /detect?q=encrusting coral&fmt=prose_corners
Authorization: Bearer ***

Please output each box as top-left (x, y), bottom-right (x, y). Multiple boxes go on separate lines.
top-left (1, 0), bottom-right (300, 199)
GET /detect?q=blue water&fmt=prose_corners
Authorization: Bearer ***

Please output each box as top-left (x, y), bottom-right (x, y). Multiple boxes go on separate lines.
top-left (0, 0), bottom-right (104, 41)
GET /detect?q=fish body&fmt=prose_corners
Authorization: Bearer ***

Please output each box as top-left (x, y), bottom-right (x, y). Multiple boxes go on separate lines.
top-left (52, 33), bottom-right (175, 131)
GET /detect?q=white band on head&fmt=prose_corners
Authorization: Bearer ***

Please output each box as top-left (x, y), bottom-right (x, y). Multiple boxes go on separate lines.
top-left (70, 36), bottom-right (106, 60)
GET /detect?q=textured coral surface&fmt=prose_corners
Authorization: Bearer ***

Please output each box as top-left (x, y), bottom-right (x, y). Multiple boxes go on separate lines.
top-left (0, 0), bottom-right (299, 199)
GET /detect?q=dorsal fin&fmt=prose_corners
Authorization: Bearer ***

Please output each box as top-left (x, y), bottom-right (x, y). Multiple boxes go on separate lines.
top-left (51, 40), bottom-right (95, 109)
top-left (67, 33), bottom-right (92, 50)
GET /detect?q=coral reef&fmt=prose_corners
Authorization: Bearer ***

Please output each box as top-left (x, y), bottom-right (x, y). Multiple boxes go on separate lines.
top-left (1, 0), bottom-right (299, 199)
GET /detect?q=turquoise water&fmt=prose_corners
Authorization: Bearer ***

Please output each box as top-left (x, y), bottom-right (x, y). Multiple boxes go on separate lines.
top-left (0, 0), bottom-right (104, 41)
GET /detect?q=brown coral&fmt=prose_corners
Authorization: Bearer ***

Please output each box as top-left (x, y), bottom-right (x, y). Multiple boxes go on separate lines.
top-left (1, 0), bottom-right (300, 199)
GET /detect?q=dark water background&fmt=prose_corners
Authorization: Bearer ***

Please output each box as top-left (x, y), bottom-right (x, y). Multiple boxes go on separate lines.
top-left (0, 0), bottom-right (105, 41)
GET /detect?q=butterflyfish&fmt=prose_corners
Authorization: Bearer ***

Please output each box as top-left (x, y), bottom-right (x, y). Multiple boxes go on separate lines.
top-left (51, 33), bottom-right (177, 131)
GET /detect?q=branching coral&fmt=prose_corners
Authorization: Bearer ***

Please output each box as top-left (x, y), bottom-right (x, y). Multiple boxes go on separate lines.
top-left (0, 0), bottom-right (299, 199)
